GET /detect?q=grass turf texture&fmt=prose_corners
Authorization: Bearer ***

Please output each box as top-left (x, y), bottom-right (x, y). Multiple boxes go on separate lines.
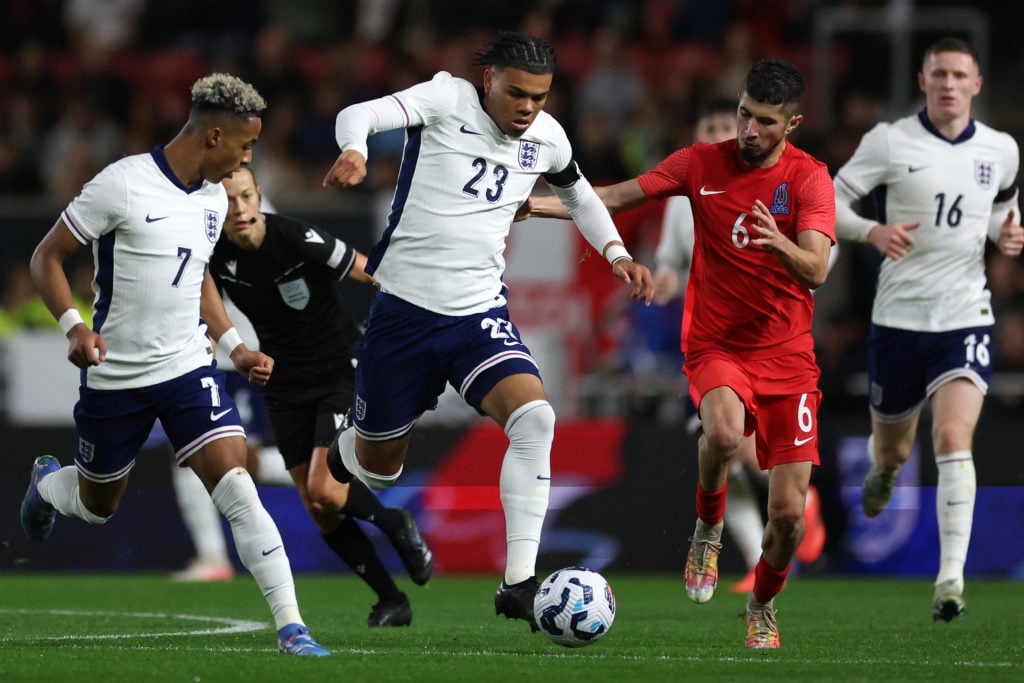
top-left (1, 574), bottom-right (1020, 682)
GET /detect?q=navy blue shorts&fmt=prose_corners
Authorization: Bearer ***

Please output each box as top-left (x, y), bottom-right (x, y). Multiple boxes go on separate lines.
top-left (72, 365), bottom-right (245, 482)
top-left (867, 324), bottom-right (993, 422)
top-left (353, 292), bottom-right (540, 440)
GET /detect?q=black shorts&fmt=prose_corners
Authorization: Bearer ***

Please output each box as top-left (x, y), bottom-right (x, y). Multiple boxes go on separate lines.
top-left (262, 362), bottom-right (355, 469)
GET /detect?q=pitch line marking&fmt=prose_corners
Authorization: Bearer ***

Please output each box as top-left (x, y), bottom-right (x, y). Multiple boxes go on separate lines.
top-left (0, 608), bottom-right (267, 642)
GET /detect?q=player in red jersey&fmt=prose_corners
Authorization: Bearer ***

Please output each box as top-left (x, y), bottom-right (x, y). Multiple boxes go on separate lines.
top-left (524, 60), bottom-right (835, 648)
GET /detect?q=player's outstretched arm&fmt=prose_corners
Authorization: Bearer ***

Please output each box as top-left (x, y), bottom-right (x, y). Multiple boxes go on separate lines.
top-left (30, 218), bottom-right (106, 367)
top-left (200, 268), bottom-right (274, 386)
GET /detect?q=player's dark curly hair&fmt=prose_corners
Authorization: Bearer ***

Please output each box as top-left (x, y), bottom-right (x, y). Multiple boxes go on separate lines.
top-left (473, 31), bottom-right (556, 75)
top-left (742, 59), bottom-right (804, 112)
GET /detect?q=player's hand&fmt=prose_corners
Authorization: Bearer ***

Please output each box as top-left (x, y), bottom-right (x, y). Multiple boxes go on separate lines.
top-left (513, 197), bottom-right (534, 222)
top-left (231, 347), bottom-right (274, 387)
top-left (652, 269), bottom-right (679, 306)
top-left (613, 259), bottom-right (654, 305)
top-left (996, 212), bottom-right (1024, 257)
top-left (750, 199), bottom-right (787, 251)
top-left (867, 221), bottom-right (920, 260)
top-left (322, 150), bottom-right (368, 189)
top-left (66, 324), bottom-right (106, 368)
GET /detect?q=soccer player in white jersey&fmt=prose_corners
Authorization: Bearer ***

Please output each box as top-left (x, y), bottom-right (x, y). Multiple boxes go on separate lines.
top-left (833, 37), bottom-right (1024, 622)
top-left (321, 31), bottom-right (653, 631)
top-left (19, 74), bottom-right (330, 655)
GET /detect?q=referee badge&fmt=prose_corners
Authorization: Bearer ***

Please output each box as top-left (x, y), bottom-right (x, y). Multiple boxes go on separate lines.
top-left (278, 278), bottom-right (311, 310)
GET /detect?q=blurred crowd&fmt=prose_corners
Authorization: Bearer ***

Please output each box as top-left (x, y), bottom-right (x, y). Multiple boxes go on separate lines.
top-left (3, 0), bottom-right (1024, 415)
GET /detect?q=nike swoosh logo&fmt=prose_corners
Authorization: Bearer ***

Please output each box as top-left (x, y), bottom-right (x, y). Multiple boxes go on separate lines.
top-left (946, 500), bottom-right (970, 506)
top-left (908, 166), bottom-right (928, 173)
top-left (699, 186), bottom-right (726, 195)
top-left (459, 124), bottom-right (482, 135)
top-left (261, 545), bottom-right (282, 556)
top-left (145, 214), bottom-right (169, 222)
top-left (793, 435), bottom-right (815, 446)
top-left (210, 409), bottom-right (232, 421)
top-left (536, 475), bottom-right (551, 480)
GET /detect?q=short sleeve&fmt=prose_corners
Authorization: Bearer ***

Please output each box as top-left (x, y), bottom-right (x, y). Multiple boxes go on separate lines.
top-left (638, 148), bottom-right (692, 200)
top-left (61, 164), bottom-right (128, 244)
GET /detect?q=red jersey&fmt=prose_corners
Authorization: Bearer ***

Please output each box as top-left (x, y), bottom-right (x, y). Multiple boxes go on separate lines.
top-left (638, 140), bottom-right (835, 359)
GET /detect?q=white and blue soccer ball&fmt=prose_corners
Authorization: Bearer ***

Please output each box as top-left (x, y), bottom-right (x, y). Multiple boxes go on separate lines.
top-left (534, 567), bottom-right (616, 648)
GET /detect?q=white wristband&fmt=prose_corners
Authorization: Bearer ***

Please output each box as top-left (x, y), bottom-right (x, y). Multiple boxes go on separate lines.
top-left (605, 244), bottom-right (632, 265)
top-left (217, 327), bottom-right (244, 358)
top-left (58, 308), bottom-right (86, 335)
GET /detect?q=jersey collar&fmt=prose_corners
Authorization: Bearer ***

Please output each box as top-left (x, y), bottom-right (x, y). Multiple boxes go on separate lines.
top-left (917, 109), bottom-right (976, 144)
top-left (150, 145), bottom-right (205, 193)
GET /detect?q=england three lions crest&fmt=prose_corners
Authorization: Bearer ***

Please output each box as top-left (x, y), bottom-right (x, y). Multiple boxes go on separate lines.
top-left (519, 140), bottom-right (540, 170)
top-left (205, 209), bottom-right (220, 243)
top-left (975, 160), bottom-right (993, 189)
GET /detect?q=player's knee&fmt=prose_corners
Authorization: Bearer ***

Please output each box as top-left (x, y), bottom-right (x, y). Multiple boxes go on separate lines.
top-left (78, 488), bottom-right (120, 520)
top-left (505, 400), bottom-right (556, 448)
top-left (931, 423), bottom-right (970, 456)
top-left (701, 423), bottom-right (745, 460)
top-left (766, 502), bottom-right (804, 538)
top-left (305, 478), bottom-right (347, 514)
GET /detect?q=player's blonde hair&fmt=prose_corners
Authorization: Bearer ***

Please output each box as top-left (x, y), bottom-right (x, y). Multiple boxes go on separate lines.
top-left (190, 73), bottom-right (266, 120)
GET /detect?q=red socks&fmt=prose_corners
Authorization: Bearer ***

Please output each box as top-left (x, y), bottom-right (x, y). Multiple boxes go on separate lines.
top-left (753, 555), bottom-right (791, 604)
top-left (695, 481), bottom-right (728, 526)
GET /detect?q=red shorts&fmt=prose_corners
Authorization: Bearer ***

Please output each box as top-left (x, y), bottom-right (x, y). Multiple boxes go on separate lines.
top-left (684, 348), bottom-right (821, 469)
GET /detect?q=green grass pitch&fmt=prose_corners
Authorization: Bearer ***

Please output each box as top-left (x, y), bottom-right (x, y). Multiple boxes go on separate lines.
top-left (1, 573), bottom-right (1021, 682)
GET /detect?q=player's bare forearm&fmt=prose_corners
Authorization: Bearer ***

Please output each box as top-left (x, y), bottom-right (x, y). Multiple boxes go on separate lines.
top-left (750, 200), bottom-right (829, 288)
top-left (527, 194), bottom-right (571, 219)
top-left (30, 220), bottom-right (82, 321)
top-left (199, 269), bottom-right (233, 341)
top-left (346, 250), bottom-right (378, 287)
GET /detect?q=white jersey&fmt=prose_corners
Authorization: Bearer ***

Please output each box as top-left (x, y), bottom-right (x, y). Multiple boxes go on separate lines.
top-left (62, 148), bottom-right (226, 390)
top-left (655, 196), bottom-right (696, 277)
top-left (339, 71), bottom-right (575, 315)
top-left (834, 112), bottom-right (1019, 331)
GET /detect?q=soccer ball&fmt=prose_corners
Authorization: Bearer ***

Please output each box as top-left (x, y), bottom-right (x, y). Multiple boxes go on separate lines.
top-left (533, 567), bottom-right (616, 648)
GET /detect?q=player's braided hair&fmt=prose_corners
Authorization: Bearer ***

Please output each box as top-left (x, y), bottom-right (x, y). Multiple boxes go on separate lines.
top-left (742, 59), bottom-right (804, 110)
top-left (190, 73), bottom-right (267, 120)
top-left (473, 31), bottom-right (556, 75)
